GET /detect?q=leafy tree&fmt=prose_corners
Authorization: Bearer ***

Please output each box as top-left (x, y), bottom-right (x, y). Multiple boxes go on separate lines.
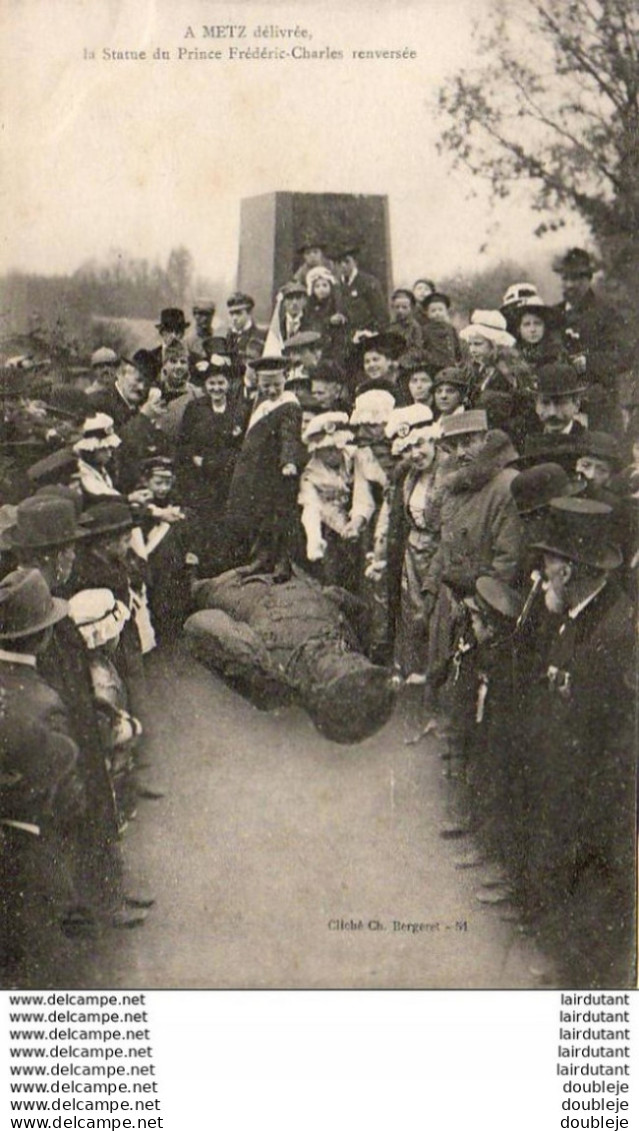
top-left (437, 0), bottom-right (639, 291)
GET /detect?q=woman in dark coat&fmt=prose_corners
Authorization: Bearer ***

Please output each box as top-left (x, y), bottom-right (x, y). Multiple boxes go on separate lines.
top-left (177, 358), bottom-right (247, 571)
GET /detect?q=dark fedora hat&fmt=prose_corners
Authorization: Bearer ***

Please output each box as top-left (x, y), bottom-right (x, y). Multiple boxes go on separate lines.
top-left (576, 430), bottom-right (623, 469)
top-left (1, 496), bottom-right (89, 551)
top-left (79, 500), bottom-right (134, 539)
top-left (553, 247), bottom-right (595, 278)
top-left (0, 568), bottom-right (69, 639)
top-left (531, 496), bottom-right (622, 570)
top-left (536, 362), bottom-right (587, 398)
top-left (155, 308), bottom-right (190, 333)
top-left (510, 463), bottom-right (584, 515)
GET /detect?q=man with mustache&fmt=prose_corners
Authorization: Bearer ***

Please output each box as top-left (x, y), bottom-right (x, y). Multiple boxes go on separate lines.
top-left (533, 362), bottom-right (588, 437)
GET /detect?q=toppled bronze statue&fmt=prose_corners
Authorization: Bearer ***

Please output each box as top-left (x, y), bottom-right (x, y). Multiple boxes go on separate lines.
top-left (184, 568), bottom-right (396, 744)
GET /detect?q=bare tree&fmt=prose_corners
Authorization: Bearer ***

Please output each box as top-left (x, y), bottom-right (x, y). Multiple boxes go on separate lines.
top-left (438, 0), bottom-right (639, 291)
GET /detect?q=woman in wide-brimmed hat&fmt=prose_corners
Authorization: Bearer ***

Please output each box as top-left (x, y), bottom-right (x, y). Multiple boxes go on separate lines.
top-left (506, 297), bottom-right (567, 369)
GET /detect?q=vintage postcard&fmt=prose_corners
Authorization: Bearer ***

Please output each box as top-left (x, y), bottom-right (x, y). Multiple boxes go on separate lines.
top-left (0, 0), bottom-right (636, 995)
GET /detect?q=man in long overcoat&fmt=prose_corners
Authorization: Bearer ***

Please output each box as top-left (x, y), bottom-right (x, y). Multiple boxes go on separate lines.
top-left (225, 358), bottom-right (304, 579)
top-left (518, 497), bottom-right (636, 987)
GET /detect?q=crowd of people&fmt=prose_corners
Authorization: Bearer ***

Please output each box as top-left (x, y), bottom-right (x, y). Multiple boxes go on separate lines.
top-left (0, 239), bottom-right (637, 987)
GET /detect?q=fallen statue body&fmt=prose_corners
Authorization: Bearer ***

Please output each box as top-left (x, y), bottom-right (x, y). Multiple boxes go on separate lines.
top-left (184, 568), bottom-right (396, 744)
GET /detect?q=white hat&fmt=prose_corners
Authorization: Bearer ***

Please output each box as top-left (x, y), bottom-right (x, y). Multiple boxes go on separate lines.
top-left (306, 266), bottom-right (337, 294)
top-left (303, 411), bottom-right (354, 451)
top-left (385, 404), bottom-right (434, 442)
top-left (459, 310), bottom-right (515, 349)
top-left (392, 423), bottom-right (440, 458)
top-left (73, 413), bottom-right (122, 454)
top-left (68, 587), bottom-right (131, 650)
top-left (349, 389), bottom-right (396, 426)
top-left (90, 347), bottom-right (119, 368)
top-left (501, 282), bottom-right (540, 309)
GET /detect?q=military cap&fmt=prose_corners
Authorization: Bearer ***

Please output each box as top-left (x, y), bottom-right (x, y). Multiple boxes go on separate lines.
top-left (439, 409), bottom-right (488, 438)
top-left (280, 280), bottom-right (308, 299)
top-left (252, 356), bottom-right (289, 374)
top-left (226, 292), bottom-right (255, 311)
top-left (432, 367), bottom-right (468, 391)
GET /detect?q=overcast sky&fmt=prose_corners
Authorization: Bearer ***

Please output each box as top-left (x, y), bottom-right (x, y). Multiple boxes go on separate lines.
top-left (1, 0), bottom-right (587, 297)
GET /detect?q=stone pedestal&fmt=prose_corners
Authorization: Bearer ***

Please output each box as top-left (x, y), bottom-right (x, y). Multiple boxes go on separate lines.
top-left (237, 192), bottom-right (392, 322)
